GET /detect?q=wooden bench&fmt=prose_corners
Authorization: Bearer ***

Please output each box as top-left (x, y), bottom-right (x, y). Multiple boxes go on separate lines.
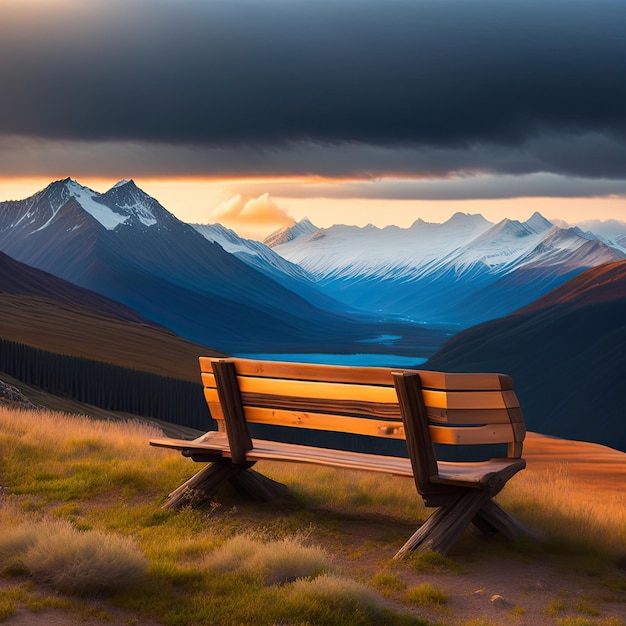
top-left (150, 357), bottom-right (529, 556)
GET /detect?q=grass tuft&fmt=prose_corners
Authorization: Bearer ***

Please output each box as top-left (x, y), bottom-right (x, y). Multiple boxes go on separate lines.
top-left (0, 512), bottom-right (147, 595)
top-left (370, 570), bottom-right (407, 596)
top-left (406, 549), bottom-right (464, 574)
top-left (207, 534), bottom-right (332, 584)
top-left (405, 582), bottom-right (449, 608)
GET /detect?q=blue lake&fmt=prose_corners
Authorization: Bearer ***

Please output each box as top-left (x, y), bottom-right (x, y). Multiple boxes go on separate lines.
top-left (232, 353), bottom-right (428, 368)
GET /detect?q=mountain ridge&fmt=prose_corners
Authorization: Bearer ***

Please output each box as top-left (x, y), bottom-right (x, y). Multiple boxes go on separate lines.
top-left (267, 213), bottom-right (625, 325)
top-left (425, 260), bottom-right (626, 452)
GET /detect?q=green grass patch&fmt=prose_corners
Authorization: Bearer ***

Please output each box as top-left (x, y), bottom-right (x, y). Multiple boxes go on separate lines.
top-left (370, 570), bottom-right (408, 596)
top-left (405, 582), bottom-right (449, 608)
top-left (406, 549), bottom-right (464, 574)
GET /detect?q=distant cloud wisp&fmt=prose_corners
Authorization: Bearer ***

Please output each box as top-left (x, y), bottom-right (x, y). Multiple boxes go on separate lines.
top-left (209, 194), bottom-right (295, 239)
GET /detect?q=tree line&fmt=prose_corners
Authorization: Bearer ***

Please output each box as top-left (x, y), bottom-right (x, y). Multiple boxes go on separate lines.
top-left (0, 339), bottom-right (212, 430)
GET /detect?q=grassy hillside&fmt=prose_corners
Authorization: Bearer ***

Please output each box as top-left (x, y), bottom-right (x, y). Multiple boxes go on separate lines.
top-left (0, 406), bottom-right (625, 625)
top-left (0, 294), bottom-right (225, 382)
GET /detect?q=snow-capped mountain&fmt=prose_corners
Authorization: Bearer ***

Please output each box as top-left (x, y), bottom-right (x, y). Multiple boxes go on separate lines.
top-left (0, 178), bottom-right (429, 353)
top-left (192, 222), bottom-right (361, 314)
top-left (267, 211), bottom-right (625, 325)
top-left (568, 218), bottom-right (626, 253)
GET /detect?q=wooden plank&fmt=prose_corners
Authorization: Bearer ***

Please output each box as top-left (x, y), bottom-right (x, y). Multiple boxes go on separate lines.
top-left (507, 441), bottom-right (524, 458)
top-left (427, 407), bottom-right (517, 425)
top-left (202, 357), bottom-right (397, 386)
top-left (207, 386), bottom-right (519, 422)
top-left (240, 406), bottom-right (405, 439)
top-left (417, 370), bottom-right (514, 392)
top-left (235, 376), bottom-right (399, 404)
top-left (149, 431), bottom-right (229, 452)
top-left (199, 358), bottom-right (514, 391)
top-left (422, 389), bottom-right (519, 410)
top-left (201, 372), bottom-right (217, 388)
top-left (205, 387), bottom-right (400, 421)
top-left (507, 406), bottom-right (527, 442)
top-left (392, 371), bottom-right (440, 498)
top-left (429, 423), bottom-right (514, 445)
top-left (227, 375), bottom-right (519, 410)
top-left (203, 388), bottom-right (225, 421)
top-left (234, 439), bottom-right (415, 476)
top-left (242, 392), bottom-right (401, 419)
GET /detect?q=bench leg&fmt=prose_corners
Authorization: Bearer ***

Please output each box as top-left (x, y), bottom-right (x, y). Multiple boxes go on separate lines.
top-left (162, 459), bottom-right (288, 509)
top-left (229, 467), bottom-right (289, 501)
top-left (394, 489), bottom-right (495, 558)
top-left (472, 499), bottom-right (537, 541)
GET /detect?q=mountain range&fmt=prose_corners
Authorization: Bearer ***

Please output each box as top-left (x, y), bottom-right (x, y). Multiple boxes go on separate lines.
top-left (267, 213), bottom-right (626, 326)
top-left (0, 178), bottom-right (444, 355)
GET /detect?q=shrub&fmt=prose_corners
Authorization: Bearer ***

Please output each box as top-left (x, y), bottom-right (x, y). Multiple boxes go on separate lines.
top-left (1, 517), bottom-right (147, 595)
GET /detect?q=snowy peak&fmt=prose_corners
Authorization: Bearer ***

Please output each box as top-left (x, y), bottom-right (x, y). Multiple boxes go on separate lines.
top-left (101, 180), bottom-right (165, 228)
top-left (525, 211), bottom-right (554, 234)
top-left (442, 212), bottom-right (491, 229)
top-left (33, 178), bottom-right (126, 231)
top-left (6, 178), bottom-right (180, 235)
top-left (265, 218), bottom-right (319, 247)
top-left (112, 179), bottom-right (132, 189)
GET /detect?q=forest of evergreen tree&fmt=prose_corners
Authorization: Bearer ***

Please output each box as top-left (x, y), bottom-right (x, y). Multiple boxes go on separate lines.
top-left (0, 339), bottom-right (212, 430)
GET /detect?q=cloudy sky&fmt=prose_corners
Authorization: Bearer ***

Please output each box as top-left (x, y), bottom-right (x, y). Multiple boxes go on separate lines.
top-left (2, 0), bottom-right (626, 238)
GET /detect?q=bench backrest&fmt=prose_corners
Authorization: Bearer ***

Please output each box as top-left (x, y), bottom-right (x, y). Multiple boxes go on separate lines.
top-left (199, 357), bottom-right (525, 466)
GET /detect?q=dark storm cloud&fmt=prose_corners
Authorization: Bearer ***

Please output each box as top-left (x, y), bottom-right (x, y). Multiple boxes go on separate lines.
top-left (2, 0), bottom-right (626, 178)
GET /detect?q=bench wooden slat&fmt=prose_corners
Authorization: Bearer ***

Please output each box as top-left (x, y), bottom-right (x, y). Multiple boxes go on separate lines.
top-left (236, 376), bottom-right (398, 403)
top-left (242, 392), bottom-right (401, 419)
top-left (427, 407), bottom-right (518, 425)
top-left (150, 431), bottom-right (229, 452)
top-left (240, 405), bottom-right (405, 439)
top-left (200, 358), bottom-right (515, 391)
top-left (234, 439), bottom-right (415, 476)
top-left (205, 388), bottom-right (402, 420)
top-left (422, 389), bottom-right (519, 410)
top-left (204, 373), bottom-right (518, 411)
top-left (430, 423), bottom-right (515, 445)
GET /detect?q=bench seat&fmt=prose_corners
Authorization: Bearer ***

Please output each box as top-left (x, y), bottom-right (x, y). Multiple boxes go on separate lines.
top-left (151, 434), bottom-right (525, 489)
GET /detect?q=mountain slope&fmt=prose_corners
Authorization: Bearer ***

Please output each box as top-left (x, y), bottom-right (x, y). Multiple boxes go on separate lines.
top-left (0, 250), bottom-right (155, 326)
top-left (192, 222), bottom-right (353, 313)
top-left (0, 251), bottom-right (225, 381)
top-left (425, 261), bottom-right (626, 452)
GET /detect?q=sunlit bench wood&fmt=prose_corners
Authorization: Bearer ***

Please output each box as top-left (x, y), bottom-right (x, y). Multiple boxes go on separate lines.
top-left (150, 357), bottom-right (529, 556)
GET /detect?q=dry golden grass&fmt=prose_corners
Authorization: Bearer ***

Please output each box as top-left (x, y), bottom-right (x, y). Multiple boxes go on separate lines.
top-left (499, 434), bottom-right (626, 553)
top-left (206, 534), bottom-right (332, 584)
top-left (0, 508), bottom-right (147, 594)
